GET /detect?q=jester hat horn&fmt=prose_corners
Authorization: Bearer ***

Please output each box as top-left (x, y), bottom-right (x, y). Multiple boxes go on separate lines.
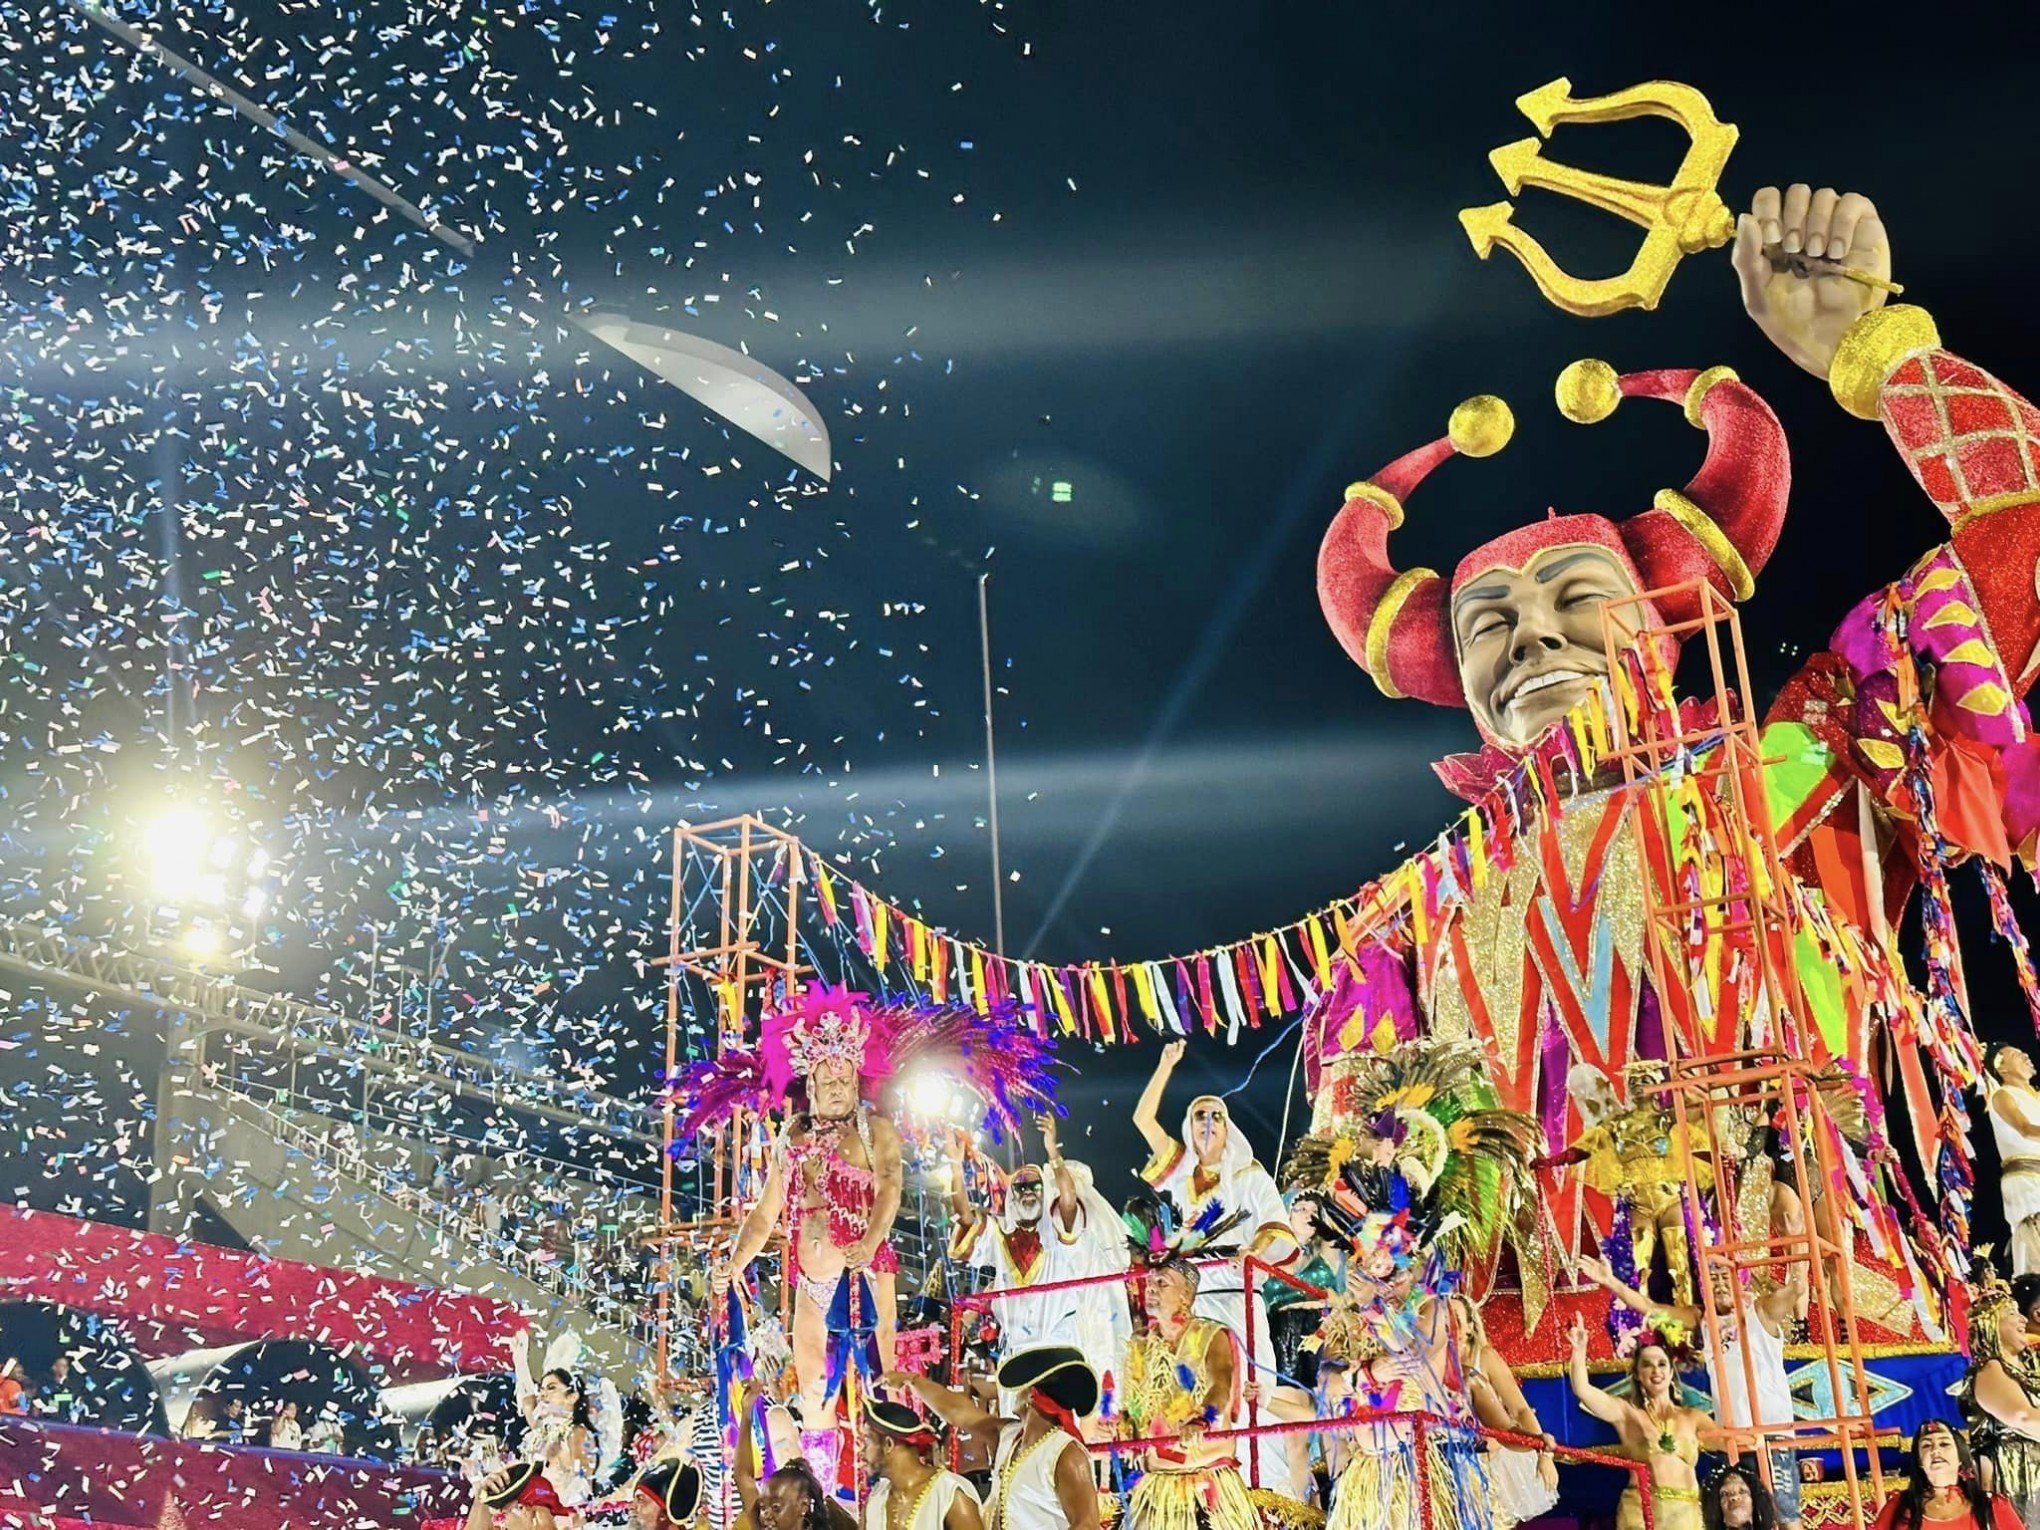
top-left (1317, 361), bottom-right (1790, 712)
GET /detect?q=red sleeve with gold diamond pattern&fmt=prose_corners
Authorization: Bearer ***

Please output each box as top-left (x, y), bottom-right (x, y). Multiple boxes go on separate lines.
top-left (1879, 349), bottom-right (2040, 697)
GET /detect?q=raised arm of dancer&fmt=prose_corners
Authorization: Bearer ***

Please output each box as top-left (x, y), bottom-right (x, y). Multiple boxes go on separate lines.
top-left (733, 1379), bottom-right (764, 1517)
top-left (882, 1371), bottom-right (1000, 1438)
top-left (1565, 1313), bottom-right (1632, 1429)
top-left (511, 1328), bottom-right (539, 1415)
top-left (1054, 1431), bottom-right (1103, 1530)
top-left (947, 1130), bottom-right (980, 1230)
top-left (1577, 1254), bottom-right (1701, 1331)
top-left (726, 1144), bottom-right (790, 1277)
top-left (734, 1387), bottom-right (767, 1517)
top-left (1037, 1114), bottom-right (1079, 1228)
top-left (1132, 1040), bottom-right (1186, 1160)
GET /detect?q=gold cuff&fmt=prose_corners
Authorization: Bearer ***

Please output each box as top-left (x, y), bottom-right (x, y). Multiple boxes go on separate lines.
top-left (1681, 366), bottom-right (1740, 429)
top-left (1829, 304), bottom-right (1940, 421)
top-left (1365, 568), bottom-right (1441, 699)
top-left (1341, 481), bottom-right (1404, 530)
top-left (1653, 488), bottom-right (1754, 600)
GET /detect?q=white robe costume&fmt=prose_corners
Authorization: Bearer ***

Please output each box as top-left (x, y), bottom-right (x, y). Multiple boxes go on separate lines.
top-left (1141, 1099), bottom-right (1297, 1496)
top-left (955, 1159), bottom-right (1132, 1414)
top-left (1992, 1082), bottom-right (2040, 1276)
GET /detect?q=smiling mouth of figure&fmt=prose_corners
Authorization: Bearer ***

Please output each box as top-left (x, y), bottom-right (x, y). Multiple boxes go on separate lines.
top-left (1499, 667), bottom-right (1595, 715)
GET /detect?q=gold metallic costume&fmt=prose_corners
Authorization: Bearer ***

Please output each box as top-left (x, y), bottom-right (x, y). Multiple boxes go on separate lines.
top-left (1572, 1097), bottom-right (1712, 1305)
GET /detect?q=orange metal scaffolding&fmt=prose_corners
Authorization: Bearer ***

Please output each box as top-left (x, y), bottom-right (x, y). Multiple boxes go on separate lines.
top-left (652, 815), bottom-right (809, 1379)
top-left (1600, 580), bottom-right (1885, 1524)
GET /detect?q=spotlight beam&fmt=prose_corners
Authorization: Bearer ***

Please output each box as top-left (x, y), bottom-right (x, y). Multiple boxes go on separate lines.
top-left (1019, 372), bottom-right (1387, 960)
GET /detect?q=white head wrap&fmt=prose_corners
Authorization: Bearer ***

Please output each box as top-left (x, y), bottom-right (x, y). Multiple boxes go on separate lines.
top-left (1179, 1094), bottom-right (1254, 1182)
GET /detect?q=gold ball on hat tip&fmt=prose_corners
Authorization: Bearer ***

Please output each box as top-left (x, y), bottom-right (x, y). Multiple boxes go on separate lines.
top-left (1448, 395), bottom-right (1513, 458)
top-left (1555, 359), bottom-right (1621, 424)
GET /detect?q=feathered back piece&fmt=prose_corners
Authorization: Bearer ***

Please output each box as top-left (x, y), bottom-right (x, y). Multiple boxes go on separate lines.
top-left (1119, 1189), bottom-right (1248, 1266)
top-left (1284, 1032), bottom-right (1540, 1273)
top-left (671, 989), bottom-right (1058, 1142)
top-left (882, 996), bottom-right (1060, 1138)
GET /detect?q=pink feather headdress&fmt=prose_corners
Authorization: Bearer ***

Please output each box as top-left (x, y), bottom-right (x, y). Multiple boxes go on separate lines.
top-left (672, 988), bottom-right (1058, 1143)
top-left (759, 983), bottom-right (892, 1102)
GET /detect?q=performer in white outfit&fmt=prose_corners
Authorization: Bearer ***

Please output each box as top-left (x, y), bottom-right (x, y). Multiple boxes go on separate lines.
top-left (884, 1346), bottom-right (1103, 1530)
top-left (860, 1397), bottom-right (984, 1530)
top-left (950, 1116), bottom-right (1131, 1413)
top-left (1131, 1041), bottom-right (1300, 1496)
top-left (1990, 1046), bottom-right (2040, 1277)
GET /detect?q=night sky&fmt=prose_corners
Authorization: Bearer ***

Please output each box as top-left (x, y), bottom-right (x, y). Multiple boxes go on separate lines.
top-left (5, 0), bottom-right (2040, 1269)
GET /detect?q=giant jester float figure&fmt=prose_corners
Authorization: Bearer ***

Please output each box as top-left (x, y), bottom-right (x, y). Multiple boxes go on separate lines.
top-left (677, 986), bottom-right (1057, 1491)
top-left (1315, 81), bottom-right (2040, 1346)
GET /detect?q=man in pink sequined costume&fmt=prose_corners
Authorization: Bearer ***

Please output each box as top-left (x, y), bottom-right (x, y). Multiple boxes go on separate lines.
top-left (720, 987), bottom-right (906, 1487)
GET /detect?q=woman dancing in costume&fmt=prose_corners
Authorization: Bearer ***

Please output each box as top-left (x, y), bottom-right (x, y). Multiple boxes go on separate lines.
top-left (1565, 1313), bottom-right (1710, 1530)
top-left (1450, 1295), bottom-right (1556, 1530)
top-left (509, 1330), bottom-right (623, 1517)
top-left (1313, 1216), bottom-right (1491, 1530)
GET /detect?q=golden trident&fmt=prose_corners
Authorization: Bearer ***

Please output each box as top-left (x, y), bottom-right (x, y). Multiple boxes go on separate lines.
top-left (1461, 78), bottom-right (1901, 317)
top-left (1459, 78), bottom-right (1740, 318)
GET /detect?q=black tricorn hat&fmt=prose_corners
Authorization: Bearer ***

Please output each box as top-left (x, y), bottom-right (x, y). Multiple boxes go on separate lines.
top-left (996, 1344), bottom-right (1099, 1420)
top-left (637, 1459), bottom-right (706, 1522)
top-left (863, 1395), bottom-right (938, 1442)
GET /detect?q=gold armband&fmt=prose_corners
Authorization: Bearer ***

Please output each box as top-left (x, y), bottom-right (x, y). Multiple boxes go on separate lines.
top-left (1829, 304), bottom-right (1941, 421)
top-left (1364, 568), bottom-right (1441, 700)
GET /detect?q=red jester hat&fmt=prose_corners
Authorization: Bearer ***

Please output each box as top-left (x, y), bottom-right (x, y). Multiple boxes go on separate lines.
top-left (1317, 361), bottom-right (1790, 796)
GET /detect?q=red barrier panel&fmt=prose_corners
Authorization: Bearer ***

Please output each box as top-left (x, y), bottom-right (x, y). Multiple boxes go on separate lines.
top-left (0, 1417), bottom-right (465, 1530)
top-left (0, 1208), bottom-right (524, 1382)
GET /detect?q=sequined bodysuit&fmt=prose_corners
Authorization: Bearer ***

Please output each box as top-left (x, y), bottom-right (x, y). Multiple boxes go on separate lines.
top-left (784, 1107), bottom-right (899, 1309)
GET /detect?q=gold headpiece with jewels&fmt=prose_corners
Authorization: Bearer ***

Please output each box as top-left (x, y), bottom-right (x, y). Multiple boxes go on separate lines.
top-left (1459, 77), bottom-right (1898, 317)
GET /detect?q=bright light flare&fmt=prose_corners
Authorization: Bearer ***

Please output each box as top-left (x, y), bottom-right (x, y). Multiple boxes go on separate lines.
top-left (903, 1069), bottom-right (985, 1129)
top-left (145, 808), bottom-right (214, 897)
top-left (907, 1070), bottom-right (956, 1119)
